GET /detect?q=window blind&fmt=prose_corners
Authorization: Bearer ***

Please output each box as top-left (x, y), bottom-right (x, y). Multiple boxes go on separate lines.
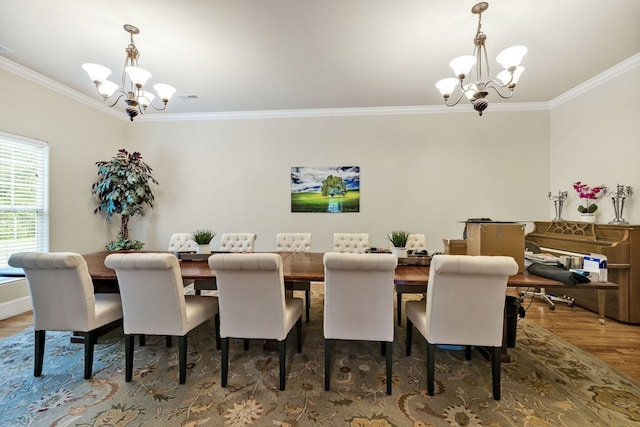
top-left (0, 131), bottom-right (49, 268)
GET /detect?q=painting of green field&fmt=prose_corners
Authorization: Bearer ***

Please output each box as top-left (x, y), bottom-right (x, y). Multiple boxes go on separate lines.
top-left (291, 191), bottom-right (360, 213)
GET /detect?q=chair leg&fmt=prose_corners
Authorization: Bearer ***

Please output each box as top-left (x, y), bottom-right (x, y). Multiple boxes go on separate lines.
top-left (166, 336), bottom-right (173, 348)
top-left (427, 342), bottom-right (435, 396)
top-left (380, 341), bottom-right (386, 356)
top-left (139, 334), bottom-right (146, 346)
top-left (397, 291), bottom-right (402, 326)
top-left (221, 337), bottom-right (229, 387)
top-left (305, 288), bottom-right (311, 323)
top-left (178, 335), bottom-right (187, 384)
top-left (34, 330), bottom-right (45, 377)
top-left (278, 340), bottom-right (286, 391)
top-left (296, 317), bottom-right (303, 353)
top-left (406, 318), bottom-right (413, 356)
top-left (491, 346), bottom-right (501, 400)
top-left (324, 339), bottom-right (331, 391)
top-left (385, 341), bottom-right (392, 395)
top-left (465, 345), bottom-right (472, 360)
top-left (83, 331), bottom-right (97, 379)
top-left (195, 289), bottom-right (201, 295)
top-left (125, 334), bottom-right (135, 382)
top-left (243, 339), bottom-right (249, 351)
top-left (215, 313), bottom-right (221, 350)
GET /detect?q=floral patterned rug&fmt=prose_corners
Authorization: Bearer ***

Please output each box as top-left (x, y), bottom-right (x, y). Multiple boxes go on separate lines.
top-left (1, 289), bottom-right (639, 427)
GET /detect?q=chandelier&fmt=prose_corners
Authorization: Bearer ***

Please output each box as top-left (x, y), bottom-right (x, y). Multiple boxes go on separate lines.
top-left (435, 2), bottom-right (527, 116)
top-left (82, 24), bottom-right (176, 121)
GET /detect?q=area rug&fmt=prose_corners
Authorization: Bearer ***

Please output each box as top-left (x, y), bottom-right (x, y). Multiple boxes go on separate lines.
top-left (1, 289), bottom-right (639, 427)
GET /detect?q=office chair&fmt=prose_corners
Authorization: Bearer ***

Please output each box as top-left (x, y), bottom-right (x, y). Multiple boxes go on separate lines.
top-left (519, 240), bottom-right (574, 310)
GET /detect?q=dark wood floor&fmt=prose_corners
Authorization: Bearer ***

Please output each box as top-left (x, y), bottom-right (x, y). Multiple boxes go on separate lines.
top-left (2, 292), bottom-right (639, 381)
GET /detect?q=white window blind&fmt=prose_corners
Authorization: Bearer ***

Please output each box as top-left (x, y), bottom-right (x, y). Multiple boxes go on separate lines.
top-left (0, 131), bottom-right (49, 268)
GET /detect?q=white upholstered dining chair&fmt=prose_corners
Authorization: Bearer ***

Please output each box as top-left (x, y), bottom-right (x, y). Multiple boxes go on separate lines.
top-left (405, 254), bottom-right (518, 400)
top-left (8, 252), bottom-right (123, 379)
top-left (167, 232), bottom-right (199, 252)
top-left (209, 253), bottom-right (303, 391)
top-left (323, 252), bottom-right (398, 395)
top-left (332, 233), bottom-right (370, 253)
top-left (395, 233), bottom-right (428, 326)
top-left (104, 252), bottom-right (219, 384)
top-left (219, 232), bottom-right (257, 252)
top-left (405, 233), bottom-right (427, 252)
top-left (276, 232), bottom-right (312, 322)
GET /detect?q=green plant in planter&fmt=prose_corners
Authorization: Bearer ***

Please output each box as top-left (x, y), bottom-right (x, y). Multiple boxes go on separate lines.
top-left (192, 229), bottom-right (216, 245)
top-left (387, 230), bottom-right (412, 248)
top-left (91, 149), bottom-right (158, 251)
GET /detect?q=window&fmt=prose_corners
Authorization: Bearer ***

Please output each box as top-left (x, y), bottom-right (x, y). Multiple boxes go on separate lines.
top-left (0, 131), bottom-right (49, 268)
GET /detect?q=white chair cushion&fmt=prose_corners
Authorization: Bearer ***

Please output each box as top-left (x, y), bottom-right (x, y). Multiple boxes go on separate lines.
top-left (332, 233), bottom-right (370, 254)
top-left (275, 233), bottom-right (312, 252)
top-left (323, 253), bottom-right (397, 342)
top-left (405, 234), bottom-right (427, 251)
top-left (168, 233), bottom-right (199, 252)
top-left (219, 233), bottom-right (257, 253)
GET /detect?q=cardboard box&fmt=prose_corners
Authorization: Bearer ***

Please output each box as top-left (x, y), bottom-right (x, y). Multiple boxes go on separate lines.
top-left (443, 239), bottom-right (467, 255)
top-left (466, 222), bottom-right (525, 272)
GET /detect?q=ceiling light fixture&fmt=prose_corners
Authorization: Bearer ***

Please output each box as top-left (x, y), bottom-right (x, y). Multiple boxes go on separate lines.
top-left (435, 2), bottom-right (527, 116)
top-left (82, 24), bottom-right (176, 121)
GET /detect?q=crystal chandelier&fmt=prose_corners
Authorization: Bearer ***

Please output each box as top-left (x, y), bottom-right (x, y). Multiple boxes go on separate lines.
top-left (82, 24), bottom-right (176, 121)
top-left (435, 2), bottom-right (527, 116)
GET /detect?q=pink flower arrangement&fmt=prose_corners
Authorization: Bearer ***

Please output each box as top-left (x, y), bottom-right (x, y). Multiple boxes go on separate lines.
top-left (573, 181), bottom-right (605, 213)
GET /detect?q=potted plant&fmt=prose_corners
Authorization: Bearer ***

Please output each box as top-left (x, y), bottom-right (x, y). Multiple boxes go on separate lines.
top-left (387, 230), bottom-right (412, 258)
top-left (91, 149), bottom-right (159, 250)
top-left (192, 229), bottom-right (216, 254)
top-left (573, 181), bottom-right (604, 223)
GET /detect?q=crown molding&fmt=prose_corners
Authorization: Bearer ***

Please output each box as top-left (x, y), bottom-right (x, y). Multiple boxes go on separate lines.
top-left (549, 53), bottom-right (640, 109)
top-left (2, 53), bottom-right (637, 122)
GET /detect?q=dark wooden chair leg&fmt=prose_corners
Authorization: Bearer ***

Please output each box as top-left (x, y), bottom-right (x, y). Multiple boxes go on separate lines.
top-left (125, 334), bottom-right (134, 382)
top-left (406, 318), bottom-right (413, 356)
top-left (278, 340), bottom-right (286, 390)
top-left (195, 289), bottom-right (201, 295)
top-left (139, 334), bottom-right (146, 346)
top-left (83, 331), bottom-right (97, 379)
top-left (178, 335), bottom-right (187, 384)
top-left (166, 336), bottom-right (173, 348)
top-left (397, 291), bottom-right (403, 326)
top-left (385, 341), bottom-right (392, 395)
top-left (491, 346), bottom-right (501, 400)
top-left (465, 345), bottom-right (472, 360)
top-left (305, 288), bottom-right (311, 323)
top-left (215, 313), bottom-right (221, 350)
top-left (243, 339), bottom-right (249, 351)
top-left (427, 342), bottom-right (435, 396)
top-left (381, 341), bottom-right (386, 356)
top-left (34, 330), bottom-right (45, 377)
top-left (221, 337), bottom-right (229, 387)
top-left (296, 317), bottom-right (302, 352)
top-left (324, 339), bottom-right (331, 391)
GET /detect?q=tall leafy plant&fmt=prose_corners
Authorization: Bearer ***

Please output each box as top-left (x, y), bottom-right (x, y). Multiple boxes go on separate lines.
top-left (91, 149), bottom-right (159, 250)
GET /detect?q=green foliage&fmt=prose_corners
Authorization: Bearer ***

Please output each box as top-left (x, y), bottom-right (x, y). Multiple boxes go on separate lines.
top-left (321, 175), bottom-right (347, 197)
top-left (290, 191), bottom-right (360, 212)
top-left (105, 237), bottom-right (145, 251)
top-left (387, 230), bottom-right (412, 247)
top-left (192, 229), bottom-right (215, 245)
top-left (91, 149), bottom-right (158, 249)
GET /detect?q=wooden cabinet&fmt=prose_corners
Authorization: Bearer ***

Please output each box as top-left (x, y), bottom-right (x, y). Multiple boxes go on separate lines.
top-left (526, 221), bottom-right (640, 324)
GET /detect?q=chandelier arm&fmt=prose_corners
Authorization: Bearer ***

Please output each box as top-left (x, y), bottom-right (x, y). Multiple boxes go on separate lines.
top-left (103, 91), bottom-right (127, 107)
top-left (443, 90), bottom-right (468, 107)
top-left (483, 82), bottom-right (515, 100)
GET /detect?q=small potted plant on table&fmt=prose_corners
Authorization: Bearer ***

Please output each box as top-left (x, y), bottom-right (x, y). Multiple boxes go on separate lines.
top-left (192, 229), bottom-right (216, 254)
top-left (387, 230), bottom-right (412, 258)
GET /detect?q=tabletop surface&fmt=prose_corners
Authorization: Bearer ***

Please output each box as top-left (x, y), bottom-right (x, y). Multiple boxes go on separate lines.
top-left (83, 251), bottom-right (618, 290)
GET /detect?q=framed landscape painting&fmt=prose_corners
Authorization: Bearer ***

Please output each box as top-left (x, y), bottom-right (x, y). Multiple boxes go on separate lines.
top-left (291, 166), bottom-right (360, 213)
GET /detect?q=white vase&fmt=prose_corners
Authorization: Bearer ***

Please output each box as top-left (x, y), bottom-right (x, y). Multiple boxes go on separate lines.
top-left (196, 244), bottom-right (211, 254)
top-left (392, 247), bottom-right (407, 258)
top-left (580, 213), bottom-right (596, 223)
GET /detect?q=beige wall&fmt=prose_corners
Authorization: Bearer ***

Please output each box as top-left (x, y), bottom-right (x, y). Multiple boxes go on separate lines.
top-left (550, 66), bottom-right (640, 224)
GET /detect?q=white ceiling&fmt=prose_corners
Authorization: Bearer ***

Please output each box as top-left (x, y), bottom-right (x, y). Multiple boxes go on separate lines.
top-left (1, 0), bottom-right (639, 118)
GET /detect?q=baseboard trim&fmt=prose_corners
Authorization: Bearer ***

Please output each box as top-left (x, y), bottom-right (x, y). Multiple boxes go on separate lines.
top-left (0, 296), bottom-right (32, 320)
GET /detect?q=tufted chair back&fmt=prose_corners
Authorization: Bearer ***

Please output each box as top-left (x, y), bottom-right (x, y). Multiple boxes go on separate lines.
top-left (9, 252), bottom-right (121, 332)
top-left (405, 234), bottom-right (427, 251)
top-left (168, 233), bottom-right (199, 252)
top-left (275, 233), bottom-right (312, 252)
top-left (219, 233), bottom-right (257, 253)
top-left (332, 233), bottom-right (370, 254)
